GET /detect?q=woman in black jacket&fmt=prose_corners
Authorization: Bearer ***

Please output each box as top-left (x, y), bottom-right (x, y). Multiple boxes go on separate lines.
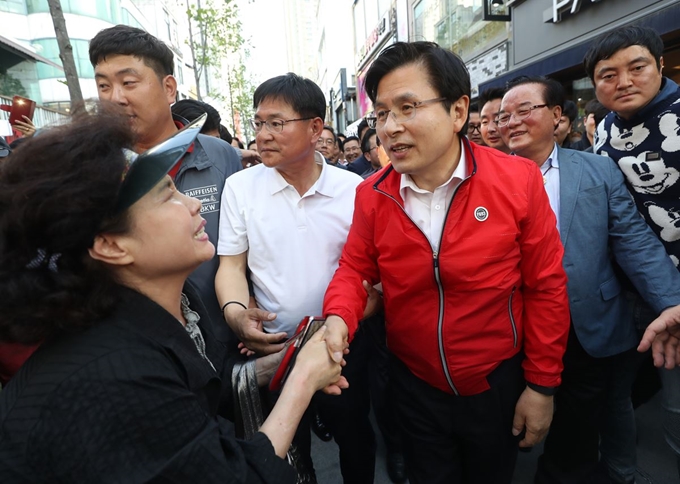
top-left (0, 109), bottom-right (346, 483)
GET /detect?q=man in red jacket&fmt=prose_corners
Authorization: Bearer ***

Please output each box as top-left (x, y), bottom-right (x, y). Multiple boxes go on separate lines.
top-left (322, 41), bottom-right (570, 484)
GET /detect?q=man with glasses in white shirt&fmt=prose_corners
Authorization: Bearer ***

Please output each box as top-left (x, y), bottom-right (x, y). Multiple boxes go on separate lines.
top-left (215, 73), bottom-right (375, 483)
top-left (321, 42), bottom-right (570, 484)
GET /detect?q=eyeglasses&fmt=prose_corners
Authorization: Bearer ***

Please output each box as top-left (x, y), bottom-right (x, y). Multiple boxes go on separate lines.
top-left (468, 123), bottom-right (482, 133)
top-left (316, 138), bottom-right (336, 146)
top-left (250, 117), bottom-right (314, 133)
top-left (496, 104), bottom-right (548, 127)
top-left (366, 97), bottom-right (447, 129)
top-left (364, 145), bottom-right (379, 154)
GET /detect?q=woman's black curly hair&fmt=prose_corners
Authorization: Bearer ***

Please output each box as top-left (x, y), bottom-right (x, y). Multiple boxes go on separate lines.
top-left (0, 108), bottom-right (135, 344)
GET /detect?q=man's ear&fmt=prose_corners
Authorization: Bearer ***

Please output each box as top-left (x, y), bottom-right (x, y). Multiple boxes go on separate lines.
top-left (451, 95), bottom-right (470, 133)
top-left (660, 56), bottom-right (664, 73)
top-left (88, 233), bottom-right (135, 267)
top-left (310, 117), bottom-right (325, 144)
top-left (163, 75), bottom-right (178, 106)
top-left (552, 105), bottom-right (563, 130)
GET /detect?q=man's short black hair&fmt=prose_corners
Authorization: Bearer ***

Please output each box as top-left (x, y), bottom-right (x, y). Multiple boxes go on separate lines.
top-left (253, 73), bottom-right (326, 120)
top-left (322, 125), bottom-right (337, 142)
top-left (344, 135), bottom-right (360, 146)
top-left (89, 24), bottom-right (174, 78)
top-left (357, 118), bottom-right (370, 140)
top-left (364, 42), bottom-right (471, 114)
top-left (247, 139), bottom-right (257, 150)
top-left (585, 99), bottom-right (610, 126)
top-left (583, 26), bottom-right (664, 81)
top-left (479, 87), bottom-right (506, 109)
top-left (172, 99), bottom-right (221, 133)
top-left (562, 100), bottom-right (578, 124)
top-left (361, 128), bottom-right (377, 154)
top-left (506, 76), bottom-right (566, 112)
top-left (219, 125), bottom-right (233, 144)
top-left (469, 102), bottom-right (479, 114)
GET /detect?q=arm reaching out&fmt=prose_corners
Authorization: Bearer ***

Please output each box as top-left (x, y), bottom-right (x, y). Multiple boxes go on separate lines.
top-left (638, 305), bottom-right (680, 369)
top-left (216, 253), bottom-right (287, 355)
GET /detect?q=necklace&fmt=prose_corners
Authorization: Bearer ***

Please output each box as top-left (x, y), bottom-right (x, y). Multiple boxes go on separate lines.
top-left (542, 164), bottom-right (554, 185)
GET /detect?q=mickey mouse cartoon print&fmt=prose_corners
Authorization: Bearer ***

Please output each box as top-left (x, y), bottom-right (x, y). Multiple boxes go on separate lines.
top-left (610, 122), bottom-right (651, 152)
top-left (659, 99), bottom-right (680, 153)
top-left (646, 202), bottom-right (680, 244)
top-left (618, 151), bottom-right (680, 195)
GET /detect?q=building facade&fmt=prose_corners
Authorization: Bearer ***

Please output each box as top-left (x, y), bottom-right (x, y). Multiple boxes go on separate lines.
top-left (480, 0), bottom-right (680, 115)
top-left (407, 0), bottom-right (511, 98)
top-left (0, 0), bottom-right (192, 120)
top-left (351, 0), bottom-right (409, 127)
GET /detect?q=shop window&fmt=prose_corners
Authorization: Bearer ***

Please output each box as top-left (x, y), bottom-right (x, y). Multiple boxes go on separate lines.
top-left (665, 46), bottom-right (680, 85)
top-left (27, 0), bottom-right (120, 23)
top-left (32, 38), bottom-right (94, 80)
top-left (121, 8), bottom-right (144, 30)
top-left (0, 0), bottom-right (27, 15)
top-left (413, 0), bottom-right (509, 61)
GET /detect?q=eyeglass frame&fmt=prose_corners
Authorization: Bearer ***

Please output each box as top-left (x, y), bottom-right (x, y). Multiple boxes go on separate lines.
top-left (467, 123), bottom-right (482, 133)
top-left (365, 97), bottom-right (448, 129)
top-left (249, 116), bottom-right (315, 133)
top-left (496, 104), bottom-right (549, 127)
top-left (316, 137), bottom-right (336, 146)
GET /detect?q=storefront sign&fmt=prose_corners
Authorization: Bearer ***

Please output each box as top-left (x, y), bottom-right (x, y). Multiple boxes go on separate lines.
top-left (357, 11), bottom-right (392, 66)
top-left (550, 0), bottom-right (603, 23)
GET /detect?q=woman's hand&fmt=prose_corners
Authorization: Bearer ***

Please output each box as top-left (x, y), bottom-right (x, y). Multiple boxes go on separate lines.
top-left (290, 326), bottom-right (348, 395)
top-left (13, 116), bottom-right (36, 137)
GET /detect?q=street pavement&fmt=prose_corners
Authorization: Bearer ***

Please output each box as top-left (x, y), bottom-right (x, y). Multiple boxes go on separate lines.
top-left (311, 392), bottom-right (677, 483)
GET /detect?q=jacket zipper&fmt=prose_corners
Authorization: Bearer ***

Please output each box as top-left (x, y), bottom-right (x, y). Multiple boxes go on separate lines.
top-left (508, 286), bottom-right (518, 348)
top-left (375, 174), bottom-right (469, 396)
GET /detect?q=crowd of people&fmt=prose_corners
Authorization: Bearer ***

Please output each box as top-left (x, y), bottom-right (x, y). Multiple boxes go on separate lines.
top-left (1, 21), bottom-right (680, 484)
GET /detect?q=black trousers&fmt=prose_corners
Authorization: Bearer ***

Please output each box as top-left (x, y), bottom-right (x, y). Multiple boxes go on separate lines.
top-left (295, 325), bottom-right (376, 484)
top-left (535, 327), bottom-right (643, 484)
top-left (390, 352), bottom-right (525, 484)
top-left (363, 312), bottom-right (402, 454)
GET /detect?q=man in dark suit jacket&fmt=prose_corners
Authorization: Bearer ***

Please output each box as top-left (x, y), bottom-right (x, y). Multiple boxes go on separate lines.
top-left (346, 118), bottom-right (371, 175)
top-left (499, 76), bottom-right (680, 484)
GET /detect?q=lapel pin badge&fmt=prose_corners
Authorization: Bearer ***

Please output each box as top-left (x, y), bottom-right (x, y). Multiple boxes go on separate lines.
top-left (474, 206), bottom-right (489, 222)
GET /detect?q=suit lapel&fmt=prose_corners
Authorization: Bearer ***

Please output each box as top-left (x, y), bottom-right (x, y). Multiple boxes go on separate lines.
top-left (558, 147), bottom-right (582, 248)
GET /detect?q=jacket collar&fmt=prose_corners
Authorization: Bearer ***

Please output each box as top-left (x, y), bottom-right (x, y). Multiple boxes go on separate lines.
top-left (111, 282), bottom-right (222, 366)
top-left (556, 146), bottom-right (583, 248)
top-left (178, 135), bottom-right (213, 172)
top-left (373, 136), bottom-right (478, 199)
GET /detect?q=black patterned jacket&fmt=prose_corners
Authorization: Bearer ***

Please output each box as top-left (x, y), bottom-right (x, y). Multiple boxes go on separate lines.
top-left (0, 283), bottom-right (295, 483)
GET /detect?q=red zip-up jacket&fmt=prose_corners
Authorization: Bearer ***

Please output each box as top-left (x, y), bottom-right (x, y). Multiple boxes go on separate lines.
top-left (324, 140), bottom-right (570, 396)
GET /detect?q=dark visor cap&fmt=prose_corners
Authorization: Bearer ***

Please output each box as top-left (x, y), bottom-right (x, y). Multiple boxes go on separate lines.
top-left (114, 113), bottom-right (206, 214)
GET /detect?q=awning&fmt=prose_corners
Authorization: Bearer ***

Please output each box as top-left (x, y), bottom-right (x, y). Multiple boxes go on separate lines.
top-left (0, 35), bottom-right (63, 70)
top-left (479, 2), bottom-right (680, 92)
